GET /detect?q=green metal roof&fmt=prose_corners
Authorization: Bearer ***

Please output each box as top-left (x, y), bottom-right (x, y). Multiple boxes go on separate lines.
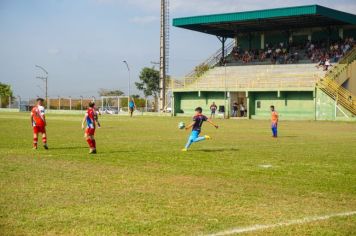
top-left (173, 5), bottom-right (356, 37)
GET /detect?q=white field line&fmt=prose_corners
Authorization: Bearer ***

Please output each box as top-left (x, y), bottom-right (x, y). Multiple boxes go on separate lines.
top-left (205, 211), bottom-right (356, 236)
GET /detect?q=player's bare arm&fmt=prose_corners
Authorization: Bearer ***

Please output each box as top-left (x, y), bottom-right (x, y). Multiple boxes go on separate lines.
top-left (43, 115), bottom-right (47, 126)
top-left (185, 122), bottom-right (195, 130)
top-left (81, 114), bottom-right (88, 129)
top-left (207, 119), bottom-right (218, 129)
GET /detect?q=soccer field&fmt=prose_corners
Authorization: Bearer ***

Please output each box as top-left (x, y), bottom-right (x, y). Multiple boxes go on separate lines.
top-left (0, 112), bottom-right (355, 235)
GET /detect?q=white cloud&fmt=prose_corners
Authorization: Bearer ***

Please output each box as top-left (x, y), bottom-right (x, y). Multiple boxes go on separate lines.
top-left (130, 15), bottom-right (159, 25)
top-left (48, 48), bottom-right (60, 55)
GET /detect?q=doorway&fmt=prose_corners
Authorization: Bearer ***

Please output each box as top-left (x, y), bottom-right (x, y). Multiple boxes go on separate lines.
top-left (230, 92), bottom-right (247, 118)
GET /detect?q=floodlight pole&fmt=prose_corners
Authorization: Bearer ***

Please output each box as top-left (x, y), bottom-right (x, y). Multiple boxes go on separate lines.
top-left (123, 60), bottom-right (131, 112)
top-left (35, 65), bottom-right (49, 109)
top-left (159, 0), bottom-right (168, 112)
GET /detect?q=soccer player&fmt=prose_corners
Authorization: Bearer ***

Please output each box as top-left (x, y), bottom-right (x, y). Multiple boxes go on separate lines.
top-left (82, 102), bottom-right (98, 154)
top-left (210, 102), bottom-right (217, 119)
top-left (270, 105), bottom-right (279, 138)
top-left (31, 98), bottom-right (48, 149)
top-left (128, 98), bottom-right (136, 117)
top-left (182, 107), bottom-right (218, 151)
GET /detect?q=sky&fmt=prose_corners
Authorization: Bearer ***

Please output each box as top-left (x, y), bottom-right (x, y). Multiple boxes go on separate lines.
top-left (1, 0), bottom-right (356, 98)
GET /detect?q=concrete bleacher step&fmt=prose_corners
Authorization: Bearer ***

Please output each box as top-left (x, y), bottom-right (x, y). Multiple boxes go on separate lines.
top-left (184, 63), bottom-right (325, 89)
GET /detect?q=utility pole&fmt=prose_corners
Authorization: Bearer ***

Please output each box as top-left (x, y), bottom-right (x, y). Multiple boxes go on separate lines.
top-left (123, 60), bottom-right (131, 112)
top-left (35, 65), bottom-right (49, 109)
top-left (159, 0), bottom-right (169, 112)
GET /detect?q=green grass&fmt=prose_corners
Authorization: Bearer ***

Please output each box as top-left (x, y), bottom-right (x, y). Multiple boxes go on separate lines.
top-left (0, 112), bottom-right (355, 235)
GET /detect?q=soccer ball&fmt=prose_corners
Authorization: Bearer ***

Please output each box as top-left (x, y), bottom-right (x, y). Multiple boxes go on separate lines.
top-left (178, 122), bottom-right (185, 129)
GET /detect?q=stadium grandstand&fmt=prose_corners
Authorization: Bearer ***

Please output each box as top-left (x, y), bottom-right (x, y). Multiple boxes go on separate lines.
top-left (170, 5), bottom-right (356, 120)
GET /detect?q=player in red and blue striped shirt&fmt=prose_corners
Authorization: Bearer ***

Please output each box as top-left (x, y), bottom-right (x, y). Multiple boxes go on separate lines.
top-left (82, 102), bottom-right (98, 154)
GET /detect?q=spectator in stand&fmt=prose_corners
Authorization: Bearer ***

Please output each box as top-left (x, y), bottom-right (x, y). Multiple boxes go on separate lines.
top-left (316, 55), bottom-right (326, 69)
top-left (266, 47), bottom-right (273, 58)
top-left (233, 46), bottom-right (240, 61)
top-left (324, 57), bottom-right (332, 71)
top-left (242, 51), bottom-right (251, 64)
top-left (259, 50), bottom-right (266, 62)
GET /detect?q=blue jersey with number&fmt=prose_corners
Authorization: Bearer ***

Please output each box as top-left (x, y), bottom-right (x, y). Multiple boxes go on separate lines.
top-left (192, 114), bottom-right (207, 131)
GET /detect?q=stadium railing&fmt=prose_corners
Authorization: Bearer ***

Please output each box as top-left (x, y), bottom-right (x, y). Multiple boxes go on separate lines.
top-left (317, 46), bottom-right (356, 115)
top-left (318, 76), bottom-right (356, 115)
top-left (185, 40), bottom-right (235, 78)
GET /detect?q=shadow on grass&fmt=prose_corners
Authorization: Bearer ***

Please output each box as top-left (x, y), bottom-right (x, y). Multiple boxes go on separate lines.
top-left (49, 146), bottom-right (88, 150)
top-left (194, 148), bottom-right (239, 153)
top-left (96, 149), bottom-right (129, 154)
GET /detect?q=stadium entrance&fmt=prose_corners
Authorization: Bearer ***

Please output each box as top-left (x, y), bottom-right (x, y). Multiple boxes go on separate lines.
top-left (229, 92), bottom-right (247, 118)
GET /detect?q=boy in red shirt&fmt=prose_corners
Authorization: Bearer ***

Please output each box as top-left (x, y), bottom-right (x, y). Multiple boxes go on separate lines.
top-left (31, 98), bottom-right (48, 149)
top-left (82, 102), bottom-right (98, 154)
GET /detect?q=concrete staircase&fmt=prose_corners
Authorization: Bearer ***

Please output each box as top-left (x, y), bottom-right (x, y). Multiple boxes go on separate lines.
top-left (317, 47), bottom-right (356, 115)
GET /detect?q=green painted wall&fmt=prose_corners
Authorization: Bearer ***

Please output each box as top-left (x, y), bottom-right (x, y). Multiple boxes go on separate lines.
top-left (238, 33), bottom-right (263, 50)
top-left (174, 92), bottom-right (225, 115)
top-left (174, 90), bottom-right (356, 120)
top-left (312, 29), bottom-right (339, 42)
top-left (250, 91), bottom-right (315, 120)
top-left (265, 32), bottom-right (288, 46)
top-left (238, 35), bottom-right (249, 49)
top-left (344, 28), bottom-right (356, 38)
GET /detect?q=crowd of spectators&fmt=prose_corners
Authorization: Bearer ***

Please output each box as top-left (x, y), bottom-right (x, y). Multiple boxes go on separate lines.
top-left (307, 37), bottom-right (354, 71)
top-left (228, 42), bottom-right (301, 65)
top-left (221, 37), bottom-right (354, 70)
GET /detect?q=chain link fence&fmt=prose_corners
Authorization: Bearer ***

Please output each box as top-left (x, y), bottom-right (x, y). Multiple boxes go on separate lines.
top-left (0, 96), bottom-right (157, 114)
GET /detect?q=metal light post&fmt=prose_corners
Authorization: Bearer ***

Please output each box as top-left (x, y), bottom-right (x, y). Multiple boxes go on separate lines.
top-left (80, 96), bottom-right (83, 111)
top-left (123, 60), bottom-right (131, 112)
top-left (69, 96), bottom-right (72, 110)
top-left (17, 95), bottom-right (21, 110)
top-left (35, 65), bottom-right (49, 109)
top-left (224, 63), bottom-right (227, 118)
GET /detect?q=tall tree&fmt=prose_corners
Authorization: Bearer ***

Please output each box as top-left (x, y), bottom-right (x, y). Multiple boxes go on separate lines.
top-left (135, 67), bottom-right (160, 110)
top-left (0, 82), bottom-right (14, 108)
top-left (98, 89), bottom-right (124, 97)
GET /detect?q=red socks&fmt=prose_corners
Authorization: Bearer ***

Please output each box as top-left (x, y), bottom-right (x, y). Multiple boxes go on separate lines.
top-left (86, 138), bottom-right (96, 149)
top-left (33, 138), bottom-right (38, 148)
top-left (42, 137), bottom-right (47, 144)
top-left (86, 138), bottom-right (93, 148)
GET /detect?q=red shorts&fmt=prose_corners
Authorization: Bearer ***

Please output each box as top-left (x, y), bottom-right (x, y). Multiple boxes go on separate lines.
top-left (85, 128), bottom-right (95, 136)
top-left (33, 126), bottom-right (46, 134)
